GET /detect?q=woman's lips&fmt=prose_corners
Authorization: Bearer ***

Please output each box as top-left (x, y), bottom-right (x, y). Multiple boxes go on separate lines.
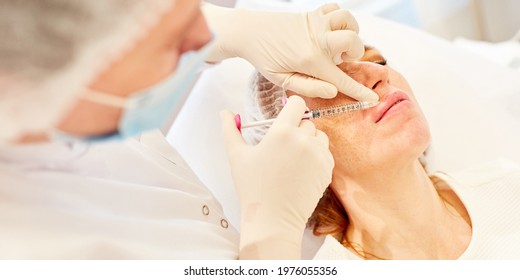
top-left (374, 91), bottom-right (411, 123)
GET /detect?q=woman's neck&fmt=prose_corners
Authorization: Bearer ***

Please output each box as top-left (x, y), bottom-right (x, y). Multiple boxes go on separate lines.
top-left (333, 160), bottom-right (471, 259)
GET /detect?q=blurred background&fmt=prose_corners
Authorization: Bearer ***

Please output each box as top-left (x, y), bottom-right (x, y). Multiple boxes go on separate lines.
top-left (293, 0), bottom-right (520, 42)
top-left (207, 0), bottom-right (520, 71)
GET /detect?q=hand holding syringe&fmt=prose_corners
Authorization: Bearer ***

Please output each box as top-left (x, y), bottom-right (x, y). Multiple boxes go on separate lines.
top-left (235, 100), bottom-right (379, 131)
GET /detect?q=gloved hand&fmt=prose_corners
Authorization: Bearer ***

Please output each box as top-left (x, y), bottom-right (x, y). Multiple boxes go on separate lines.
top-left (220, 96), bottom-right (334, 259)
top-left (203, 3), bottom-right (379, 101)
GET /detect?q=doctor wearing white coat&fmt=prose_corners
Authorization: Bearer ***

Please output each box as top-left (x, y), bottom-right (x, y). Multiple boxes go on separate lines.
top-left (0, 0), bottom-right (377, 259)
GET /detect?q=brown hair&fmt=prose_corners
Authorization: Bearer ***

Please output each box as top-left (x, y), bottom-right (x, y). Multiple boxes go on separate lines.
top-left (308, 187), bottom-right (348, 241)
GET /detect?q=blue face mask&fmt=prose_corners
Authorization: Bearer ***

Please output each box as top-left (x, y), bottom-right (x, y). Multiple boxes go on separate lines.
top-left (54, 39), bottom-right (214, 142)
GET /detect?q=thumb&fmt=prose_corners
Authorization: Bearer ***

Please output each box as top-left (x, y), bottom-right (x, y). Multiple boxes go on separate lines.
top-left (320, 65), bottom-right (379, 101)
top-left (280, 72), bottom-right (338, 99)
top-left (220, 110), bottom-right (247, 153)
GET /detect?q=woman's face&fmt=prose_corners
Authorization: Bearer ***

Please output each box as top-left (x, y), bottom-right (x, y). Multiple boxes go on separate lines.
top-left (289, 47), bottom-right (431, 177)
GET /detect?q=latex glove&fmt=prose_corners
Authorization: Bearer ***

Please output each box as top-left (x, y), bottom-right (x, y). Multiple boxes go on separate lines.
top-left (220, 96), bottom-right (334, 259)
top-left (203, 3), bottom-right (379, 101)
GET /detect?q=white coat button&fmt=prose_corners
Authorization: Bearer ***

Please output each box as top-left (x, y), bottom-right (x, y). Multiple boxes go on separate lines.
top-left (202, 205), bottom-right (210, 216)
top-left (220, 219), bottom-right (229, 229)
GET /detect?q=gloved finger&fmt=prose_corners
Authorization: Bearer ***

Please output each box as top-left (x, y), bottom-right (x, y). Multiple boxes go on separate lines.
top-left (319, 3), bottom-right (340, 14)
top-left (327, 30), bottom-right (364, 62)
top-left (298, 119), bottom-right (317, 136)
top-left (220, 110), bottom-right (247, 152)
top-left (280, 73), bottom-right (337, 99)
top-left (315, 130), bottom-right (330, 148)
top-left (315, 62), bottom-right (379, 101)
top-left (326, 9), bottom-right (359, 33)
top-left (271, 96), bottom-right (307, 128)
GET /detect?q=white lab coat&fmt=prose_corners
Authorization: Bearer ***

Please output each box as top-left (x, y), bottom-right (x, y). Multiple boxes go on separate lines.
top-left (0, 130), bottom-right (239, 259)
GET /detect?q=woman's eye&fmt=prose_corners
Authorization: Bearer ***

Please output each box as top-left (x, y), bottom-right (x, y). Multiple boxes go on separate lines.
top-left (374, 59), bottom-right (387, 66)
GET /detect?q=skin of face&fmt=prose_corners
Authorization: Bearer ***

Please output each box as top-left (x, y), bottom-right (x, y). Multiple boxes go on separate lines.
top-left (56, 0), bottom-right (212, 137)
top-left (289, 47), bottom-right (431, 179)
top-left (294, 48), bottom-right (472, 259)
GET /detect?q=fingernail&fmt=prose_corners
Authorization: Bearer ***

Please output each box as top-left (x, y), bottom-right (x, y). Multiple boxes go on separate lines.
top-left (360, 90), bottom-right (379, 102)
top-left (234, 114), bottom-right (242, 132)
top-left (282, 96), bottom-right (287, 106)
top-left (368, 92), bottom-right (380, 102)
top-left (333, 53), bottom-right (343, 65)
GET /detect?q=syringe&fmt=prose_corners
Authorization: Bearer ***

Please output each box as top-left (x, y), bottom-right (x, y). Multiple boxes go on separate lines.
top-left (235, 100), bottom-right (379, 131)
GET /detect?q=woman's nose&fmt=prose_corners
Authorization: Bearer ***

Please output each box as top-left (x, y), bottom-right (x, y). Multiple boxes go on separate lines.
top-left (362, 63), bottom-right (390, 92)
top-left (343, 62), bottom-right (390, 96)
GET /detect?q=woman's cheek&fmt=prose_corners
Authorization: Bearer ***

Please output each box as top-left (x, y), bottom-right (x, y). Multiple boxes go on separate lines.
top-left (388, 68), bottom-right (415, 98)
top-left (315, 117), bottom-right (356, 154)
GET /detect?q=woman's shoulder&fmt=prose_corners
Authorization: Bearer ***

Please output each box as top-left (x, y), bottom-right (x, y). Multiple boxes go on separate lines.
top-left (433, 158), bottom-right (520, 188)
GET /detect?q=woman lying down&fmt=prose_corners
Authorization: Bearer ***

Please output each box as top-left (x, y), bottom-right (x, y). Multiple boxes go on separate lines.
top-left (244, 46), bottom-right (520, 260)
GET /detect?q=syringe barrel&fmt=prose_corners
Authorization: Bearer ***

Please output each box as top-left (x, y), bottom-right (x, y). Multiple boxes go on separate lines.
top-left (311, 110), bottom-right (321, 119)
top-left (309, 101), bottom-right (379, 119)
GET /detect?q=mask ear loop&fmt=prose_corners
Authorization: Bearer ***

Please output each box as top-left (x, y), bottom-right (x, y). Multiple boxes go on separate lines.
top-left (80, 89), bottom-right (131, 108)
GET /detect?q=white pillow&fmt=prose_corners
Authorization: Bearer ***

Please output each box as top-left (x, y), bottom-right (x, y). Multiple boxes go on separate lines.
top-left (167, 12), bottom-right (520, 228)
top-left (354, 13), bottom-right (520, 173)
